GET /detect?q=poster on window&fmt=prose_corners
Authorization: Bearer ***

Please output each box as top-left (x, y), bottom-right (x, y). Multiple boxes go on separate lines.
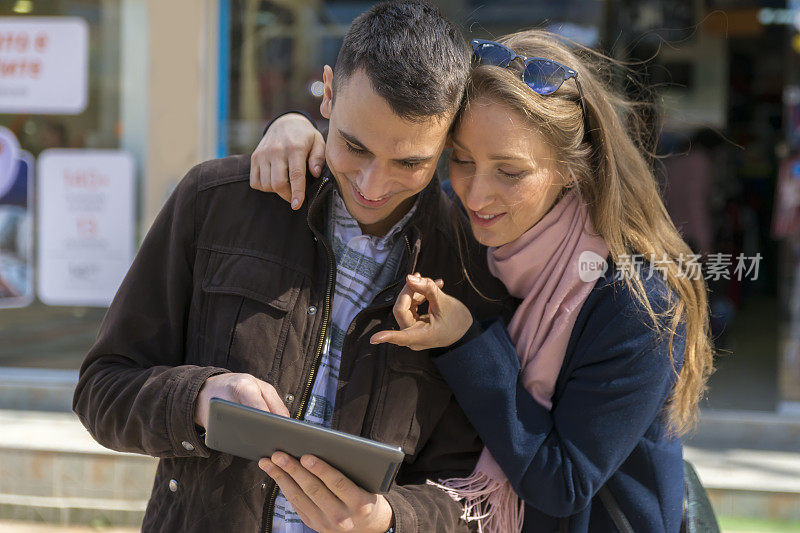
top-left (37, 149), bottom-right (135, 307)
top-left (0, 148), bottom-right (33, 309)
top-left (0, 17), bottom-right (89, 114)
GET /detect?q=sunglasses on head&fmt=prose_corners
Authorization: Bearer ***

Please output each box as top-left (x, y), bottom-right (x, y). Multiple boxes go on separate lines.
top-left (471, 39), bottom-right (592, 140)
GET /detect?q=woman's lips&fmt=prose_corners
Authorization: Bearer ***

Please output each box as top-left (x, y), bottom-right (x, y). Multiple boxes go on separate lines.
top-left (351, 183), bottom-right (392, 208)
top-left (470, 210), bottom-right (505, 227)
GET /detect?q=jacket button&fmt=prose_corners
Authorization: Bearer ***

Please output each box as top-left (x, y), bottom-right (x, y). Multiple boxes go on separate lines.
top-left (169, 479), bottom-right (178, 492)
top-left (307, 306), bottom-right (317, 315)
top-left (285, 393), bottom-right (294, 404)
top-left (181, 441), bottom-right (195, 451)
top-left (261, 481), bottom-right (267, 491)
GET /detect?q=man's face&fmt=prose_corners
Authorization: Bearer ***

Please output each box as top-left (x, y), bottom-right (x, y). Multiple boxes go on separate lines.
top-left (320, 67), bottom-right (453, 236)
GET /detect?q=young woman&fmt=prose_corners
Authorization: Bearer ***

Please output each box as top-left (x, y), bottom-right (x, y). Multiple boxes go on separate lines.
top-left (253, 30), bottom-right (714, 533)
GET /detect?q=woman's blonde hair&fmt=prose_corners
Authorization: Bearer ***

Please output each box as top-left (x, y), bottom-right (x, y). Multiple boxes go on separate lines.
top-left (458, 30), bottom-right (714, 436)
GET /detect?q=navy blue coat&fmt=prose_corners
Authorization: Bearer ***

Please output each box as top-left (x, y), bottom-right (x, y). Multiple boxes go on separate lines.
top-left (434, 263), bottom-right (686, 532)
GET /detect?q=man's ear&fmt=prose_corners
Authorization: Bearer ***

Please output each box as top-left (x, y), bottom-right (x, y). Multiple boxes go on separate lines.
top-left (320, 65), bottom-right (333, 119)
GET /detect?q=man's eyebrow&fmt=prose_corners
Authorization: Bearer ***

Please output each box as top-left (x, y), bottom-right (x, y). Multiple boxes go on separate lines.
top-left (340, 129), bottom-right (435, 164)
top-left (395, 154), bottom-right (436, 164)
top-left (339, 130), bottom-right (371, 152)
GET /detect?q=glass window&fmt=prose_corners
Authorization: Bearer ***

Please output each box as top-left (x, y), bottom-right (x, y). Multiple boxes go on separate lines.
top-left (0, 0), bottom-right (130, 369)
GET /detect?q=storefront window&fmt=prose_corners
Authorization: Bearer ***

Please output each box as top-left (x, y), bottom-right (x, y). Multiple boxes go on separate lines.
top-left (0, 0), bottom-right (139, 369)
top-left (218, 0), bottom-right (794, 412)
top-left (221, 0), bottom-right (604, 155)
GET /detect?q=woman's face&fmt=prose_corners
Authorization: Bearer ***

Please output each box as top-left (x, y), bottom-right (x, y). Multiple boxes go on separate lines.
top-left (449, 97), bottom-right (568, 248)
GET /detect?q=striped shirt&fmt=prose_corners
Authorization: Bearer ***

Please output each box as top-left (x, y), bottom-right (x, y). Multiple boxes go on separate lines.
top-left (273, 189), bottom-right (417, 532)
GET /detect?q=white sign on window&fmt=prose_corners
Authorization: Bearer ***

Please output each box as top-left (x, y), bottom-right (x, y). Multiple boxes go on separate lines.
top-left (37, 150), bottom-right (135, 307)
top-left (0, 150), bottom-right (33, 309)
top-left (0, 17), bottom-right (89, 114)
top-left (0, 125), bottom-right (21, 198)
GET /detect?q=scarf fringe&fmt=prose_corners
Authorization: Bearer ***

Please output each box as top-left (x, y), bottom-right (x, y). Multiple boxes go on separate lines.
top-left (427, 471), bottom-right (525, 533)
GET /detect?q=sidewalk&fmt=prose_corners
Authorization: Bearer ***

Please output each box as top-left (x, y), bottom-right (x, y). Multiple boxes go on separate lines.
top-left (1, 406), bottom-right (799, 528)
top-left (0, 521), bottom-right (136, 532)
top-left (0, 409), bottom-right (157, 527)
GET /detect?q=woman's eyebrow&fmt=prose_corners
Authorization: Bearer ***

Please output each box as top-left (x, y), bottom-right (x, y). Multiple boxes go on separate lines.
top-left (452, 139), bottom-right (469, 151)
top-left (453, 139), bottom-right (527, 162)
top-left (489, 154), bottom-right (528, 161)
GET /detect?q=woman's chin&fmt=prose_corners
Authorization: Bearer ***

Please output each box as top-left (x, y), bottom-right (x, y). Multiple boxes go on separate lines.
top-left (470, 226), bottom-right (511, 248)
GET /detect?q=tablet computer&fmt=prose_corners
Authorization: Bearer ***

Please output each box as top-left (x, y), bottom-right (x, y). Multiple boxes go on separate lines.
top-left (205, 397), bottom-right (405, 494)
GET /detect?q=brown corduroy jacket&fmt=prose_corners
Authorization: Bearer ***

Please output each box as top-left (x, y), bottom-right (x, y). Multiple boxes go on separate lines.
top-left (73, 154), bottom-right (512, 532)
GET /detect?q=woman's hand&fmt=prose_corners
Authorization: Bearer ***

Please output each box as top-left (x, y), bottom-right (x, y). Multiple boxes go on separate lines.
top-left (370, 274), bottom-right (474, 350)
top-left (250, 113), bottom-right (327, 209)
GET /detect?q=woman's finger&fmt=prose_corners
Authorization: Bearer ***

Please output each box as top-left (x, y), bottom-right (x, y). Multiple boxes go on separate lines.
top-left (287, 150), bottom-right (308, 209)
top-left (393, 283), bottom-right (419, 329)
top-left (370, 328), bottom-right (428, 350)
top-left (270, 159), bottom-right (292, 204)
top-left (406, 275), bottom-right (442, 314)
top-left (309, 133), bottom-right (326, 177)
top-left (411, 290), bottom-right (427, 306)
top-left (369, 329), bottom-right (396, 345)
top-left (260, 161), bottom-right (272, 192)
top-left (249, 154), bottom-right (261, 190)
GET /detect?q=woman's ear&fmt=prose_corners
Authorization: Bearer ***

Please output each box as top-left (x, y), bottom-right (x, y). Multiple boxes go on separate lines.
top-left (320, 65), bottom-right (334, 119)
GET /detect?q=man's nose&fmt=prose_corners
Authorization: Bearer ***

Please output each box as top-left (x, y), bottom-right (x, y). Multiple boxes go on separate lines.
top-left (356, 161), bottom-right (390, 198)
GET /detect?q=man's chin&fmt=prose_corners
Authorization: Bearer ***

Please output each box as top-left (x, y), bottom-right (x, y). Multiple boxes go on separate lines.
top-left (342, 198), bottom-right (404, 236)
top-left (349, 207), bottom-right (392, 228)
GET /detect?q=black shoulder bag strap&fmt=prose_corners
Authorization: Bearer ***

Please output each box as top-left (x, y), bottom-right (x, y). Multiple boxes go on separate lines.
top-left (555, 485), bottom-right (635, 533)
top-left (598, 485), bottom-right (635, 533)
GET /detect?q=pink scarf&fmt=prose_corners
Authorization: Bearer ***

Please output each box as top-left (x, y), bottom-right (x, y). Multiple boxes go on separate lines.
top-left (430, 190), bottom-right (609, 532)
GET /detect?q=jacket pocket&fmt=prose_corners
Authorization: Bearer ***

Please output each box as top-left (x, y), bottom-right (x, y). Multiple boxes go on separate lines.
top-left (369, 347), bottom-right (452, 457)
top-left (199, 250), bottom-right (302, 378)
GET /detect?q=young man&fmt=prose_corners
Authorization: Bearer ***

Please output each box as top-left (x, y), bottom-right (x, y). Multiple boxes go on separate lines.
top-left (73, 1), bottom-right (510, 532)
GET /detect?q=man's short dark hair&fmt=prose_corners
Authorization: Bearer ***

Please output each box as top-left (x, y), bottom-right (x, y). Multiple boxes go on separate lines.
top-left (334, 0), bottom-right (469, 121)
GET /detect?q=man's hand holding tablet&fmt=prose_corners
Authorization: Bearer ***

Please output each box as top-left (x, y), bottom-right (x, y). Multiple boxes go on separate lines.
top-left (194, 373), bottom-right (290, 429)
top-left (205, 398), bottom-right (400, 532)
top-left (260, 452), bottom-right (394, 532)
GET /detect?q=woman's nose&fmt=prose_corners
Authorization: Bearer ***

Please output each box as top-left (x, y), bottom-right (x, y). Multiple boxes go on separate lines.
top-left (464, 172), bottom-right (494, 211)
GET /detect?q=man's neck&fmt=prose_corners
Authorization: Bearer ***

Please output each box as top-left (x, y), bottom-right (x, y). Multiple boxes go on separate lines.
top-left (357, 195), bottom-right (418, 237)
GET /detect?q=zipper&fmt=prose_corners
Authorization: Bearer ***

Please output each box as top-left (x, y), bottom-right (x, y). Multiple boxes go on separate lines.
top-left (295, 235), bottom-right (335, 419)
top-left (261, 177), bottom-right (336, 533)
top-left (329, 232), bottom-right (416, 433)
top-left (261, 191), bottom-right (415, 532)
